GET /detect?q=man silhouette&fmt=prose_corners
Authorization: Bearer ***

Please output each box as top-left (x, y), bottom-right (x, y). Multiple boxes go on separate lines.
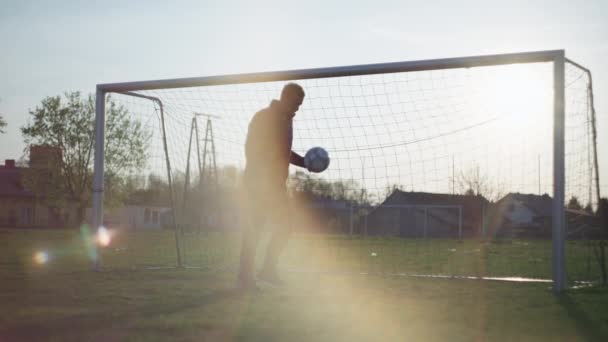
top-left (237, 83), bottom-right (307, 290)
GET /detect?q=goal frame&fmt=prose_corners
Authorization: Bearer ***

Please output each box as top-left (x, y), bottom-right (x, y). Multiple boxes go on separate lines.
top-left (93, 50), bottom-right (567, 292)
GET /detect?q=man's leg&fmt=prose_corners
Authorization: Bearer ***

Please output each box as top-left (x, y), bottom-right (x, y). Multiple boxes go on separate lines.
top-left (260, 190), bottom-right (292, 282)
top-left (237, 194), bottom-right (264, 289)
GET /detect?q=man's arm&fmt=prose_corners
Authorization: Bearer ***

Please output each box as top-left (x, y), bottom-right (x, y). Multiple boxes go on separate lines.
top-left (289, 151), bottom-right (306, 168)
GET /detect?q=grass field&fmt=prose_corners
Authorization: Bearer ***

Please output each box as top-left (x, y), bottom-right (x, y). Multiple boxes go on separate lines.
top-left (2, 228), bottom-right (608, 341)
top-left (99, 228), bottom-right (600, 282)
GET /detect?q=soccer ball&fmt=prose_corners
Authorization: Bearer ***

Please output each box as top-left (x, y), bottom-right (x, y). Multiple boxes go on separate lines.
top-left (304, 147), bottom-right (330, 173)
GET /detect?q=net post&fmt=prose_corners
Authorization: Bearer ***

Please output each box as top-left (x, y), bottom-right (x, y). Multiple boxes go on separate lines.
top-left (458, 206), bottom-right (463, 239)
top-left (92, 88), bottom-right (106, 271)
top-left (552, 50), bottom-right (566, 293)
top-left (157, 100), bottom-right (183, 268)
top-left (423, 208), bottom-right (428, 238)
top-left (481, 203), bottom-right (486, 238)
top-left (349, 203), bottom-right (354, 237)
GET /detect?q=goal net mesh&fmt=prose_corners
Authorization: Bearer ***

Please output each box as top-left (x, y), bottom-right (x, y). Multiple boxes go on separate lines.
top-left (98, 59), bottom-right (599, 283)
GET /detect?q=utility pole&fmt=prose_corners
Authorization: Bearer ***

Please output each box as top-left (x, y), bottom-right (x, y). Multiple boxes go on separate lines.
top-left (194, 113), bottom-right (220, 229)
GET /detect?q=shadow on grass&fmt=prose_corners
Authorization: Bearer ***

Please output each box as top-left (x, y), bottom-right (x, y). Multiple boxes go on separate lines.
top-left (0, 288), bottom-right (258, 341)
top-left (556, 289), bottom-right (608, 341)
top-left (132, 287), bottom-right (266, 341)
top-left (137, 286), bottom-right (260, 314)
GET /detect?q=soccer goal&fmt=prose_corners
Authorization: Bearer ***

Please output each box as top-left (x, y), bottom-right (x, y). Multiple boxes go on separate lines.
top-left (92, 50), bottom-right (599, 292)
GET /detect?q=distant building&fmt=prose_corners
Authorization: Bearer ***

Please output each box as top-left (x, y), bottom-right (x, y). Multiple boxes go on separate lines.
top-left (366, 190), bottom-right (488, 238)
top-left (0, 145), bottom-right (79, 228)
top-left (0, 159), bottom-right (36, 227)
top-left (487, 193), bottom-right (600, 238)
top-left (486, 193), bottom-right (552, 237)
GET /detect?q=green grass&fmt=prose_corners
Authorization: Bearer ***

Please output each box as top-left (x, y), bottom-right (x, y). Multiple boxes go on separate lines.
top-left (2, 228), bottom-right (608, 341)
top-left (95, 229), bottom-right (601, 282)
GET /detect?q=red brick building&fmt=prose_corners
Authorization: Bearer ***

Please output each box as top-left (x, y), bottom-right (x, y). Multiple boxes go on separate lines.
top-left (0, 146), bottom-right (79, 228)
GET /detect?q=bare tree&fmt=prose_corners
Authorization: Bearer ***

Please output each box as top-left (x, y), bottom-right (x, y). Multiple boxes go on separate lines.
top-left (567, 196), bottom-right (583, 210)
top-left (457, 165), bottom-right (504, 201)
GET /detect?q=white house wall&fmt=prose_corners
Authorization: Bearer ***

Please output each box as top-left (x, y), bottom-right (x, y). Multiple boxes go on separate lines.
top-left (504, 201), bottom-right (535, 226)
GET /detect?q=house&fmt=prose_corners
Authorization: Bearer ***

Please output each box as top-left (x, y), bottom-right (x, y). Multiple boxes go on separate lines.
top-left (486, 193), bottom-right (552, 237)
top-left (0, 145), bottom-right (80, 228)
top-left (87, 179), bottom-right (247, 232)
top-left (0, 159), bottom-right (36, 227)
top-left (564, 207), bottom-right (601, 239)
top-left (487, 193), bottom-right (603, 238)
top-left (365, 190), bottom-right (488, 238)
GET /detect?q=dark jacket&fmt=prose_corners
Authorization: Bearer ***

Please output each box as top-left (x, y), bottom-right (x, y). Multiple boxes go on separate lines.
top-left (244, 100), bottom-right (303, 188)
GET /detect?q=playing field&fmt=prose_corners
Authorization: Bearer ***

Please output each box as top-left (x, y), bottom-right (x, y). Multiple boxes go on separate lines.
top-left (2, 228), bottom-right (608, 341)
top-left (97, 228), bottom-right (600, 283)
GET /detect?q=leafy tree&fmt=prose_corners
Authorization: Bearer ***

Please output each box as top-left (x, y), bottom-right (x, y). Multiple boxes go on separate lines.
top-left (0, 115), bottom-right (6, 134)
top-left (21, 91), bottom-right (150, 223)
top-left (289, 171), bottom-right (371, 205)
top-left (124, 174), bottom-right (171, 206)
top-left (0, 97), bottom-right (6, 133)
top-left (567, 196), bottom-right (583, 210)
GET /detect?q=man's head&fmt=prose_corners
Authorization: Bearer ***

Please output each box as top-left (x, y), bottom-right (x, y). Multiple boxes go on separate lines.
top-left (279, 83), bottom-right (305, 116)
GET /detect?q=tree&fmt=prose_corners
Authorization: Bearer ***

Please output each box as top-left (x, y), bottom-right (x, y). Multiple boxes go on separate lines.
top-left (567, 196), bottom-right (583, 210)
top-left (125, 174), bottom-right (170, 206)
top-left (0, 115), bottom-right (6, 134)
top-left (21, 92), bottom-right (150, 223)
top-left (457, 165), bottom-right (504, 201)
top-left (0, 97), bottom-right (6, 133)
top-left (598, 198), bottom-right (608, 234)
top-left (288, 171), bottom-right (372, 205)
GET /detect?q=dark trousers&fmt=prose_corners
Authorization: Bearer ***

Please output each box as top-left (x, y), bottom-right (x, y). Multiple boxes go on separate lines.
top-left (238, 183), bottom-right (292, 284)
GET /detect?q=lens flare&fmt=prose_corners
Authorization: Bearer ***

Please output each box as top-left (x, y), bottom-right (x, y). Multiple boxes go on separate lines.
top-left (96, 226), bottom-right (111, 247)
top-left (80, 224), bottom-right (98, 262)
top-left (34, 251), bottom-right (49, 264)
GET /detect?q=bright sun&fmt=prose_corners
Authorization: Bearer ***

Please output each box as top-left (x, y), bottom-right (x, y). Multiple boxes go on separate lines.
top-left (475, 63), bottom-right (553, 123)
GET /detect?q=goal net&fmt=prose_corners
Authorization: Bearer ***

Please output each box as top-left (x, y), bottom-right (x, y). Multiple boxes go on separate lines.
top-left (92, 51), bottom-right (599, 290)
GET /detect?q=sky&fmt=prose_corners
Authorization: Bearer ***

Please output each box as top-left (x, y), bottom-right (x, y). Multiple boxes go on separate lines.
top-left (1, 0), bottom-right (607, 198)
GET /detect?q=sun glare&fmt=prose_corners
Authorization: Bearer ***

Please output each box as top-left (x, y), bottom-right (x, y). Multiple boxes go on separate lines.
top-left (96, 226), bottom-right (112, 247)
top-left (472, 64), bottom-right (553, 127)
top-left (34, 251), bottom-right (49, 265)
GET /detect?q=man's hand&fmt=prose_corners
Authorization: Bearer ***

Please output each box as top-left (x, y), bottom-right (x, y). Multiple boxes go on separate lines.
top-left (289, 152), bottom-right (306, 168)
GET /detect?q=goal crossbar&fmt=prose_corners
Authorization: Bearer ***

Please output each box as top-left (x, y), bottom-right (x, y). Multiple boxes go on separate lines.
top-left (97, 50), bottom-right (564, 92)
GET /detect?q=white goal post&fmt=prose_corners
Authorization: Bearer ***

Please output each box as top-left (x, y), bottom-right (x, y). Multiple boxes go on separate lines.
top-left (93, 50), bottom-right (578, 292)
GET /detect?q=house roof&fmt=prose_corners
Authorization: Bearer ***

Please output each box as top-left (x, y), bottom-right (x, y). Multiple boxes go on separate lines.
top-left (382, 189), bottom-right (489, 207)
top-left (565, 208), bottom-right (593, 217)
top-left (366, 190), bottom-right (488, 220)
top-left (495, 193), bottom-right (552, 217)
